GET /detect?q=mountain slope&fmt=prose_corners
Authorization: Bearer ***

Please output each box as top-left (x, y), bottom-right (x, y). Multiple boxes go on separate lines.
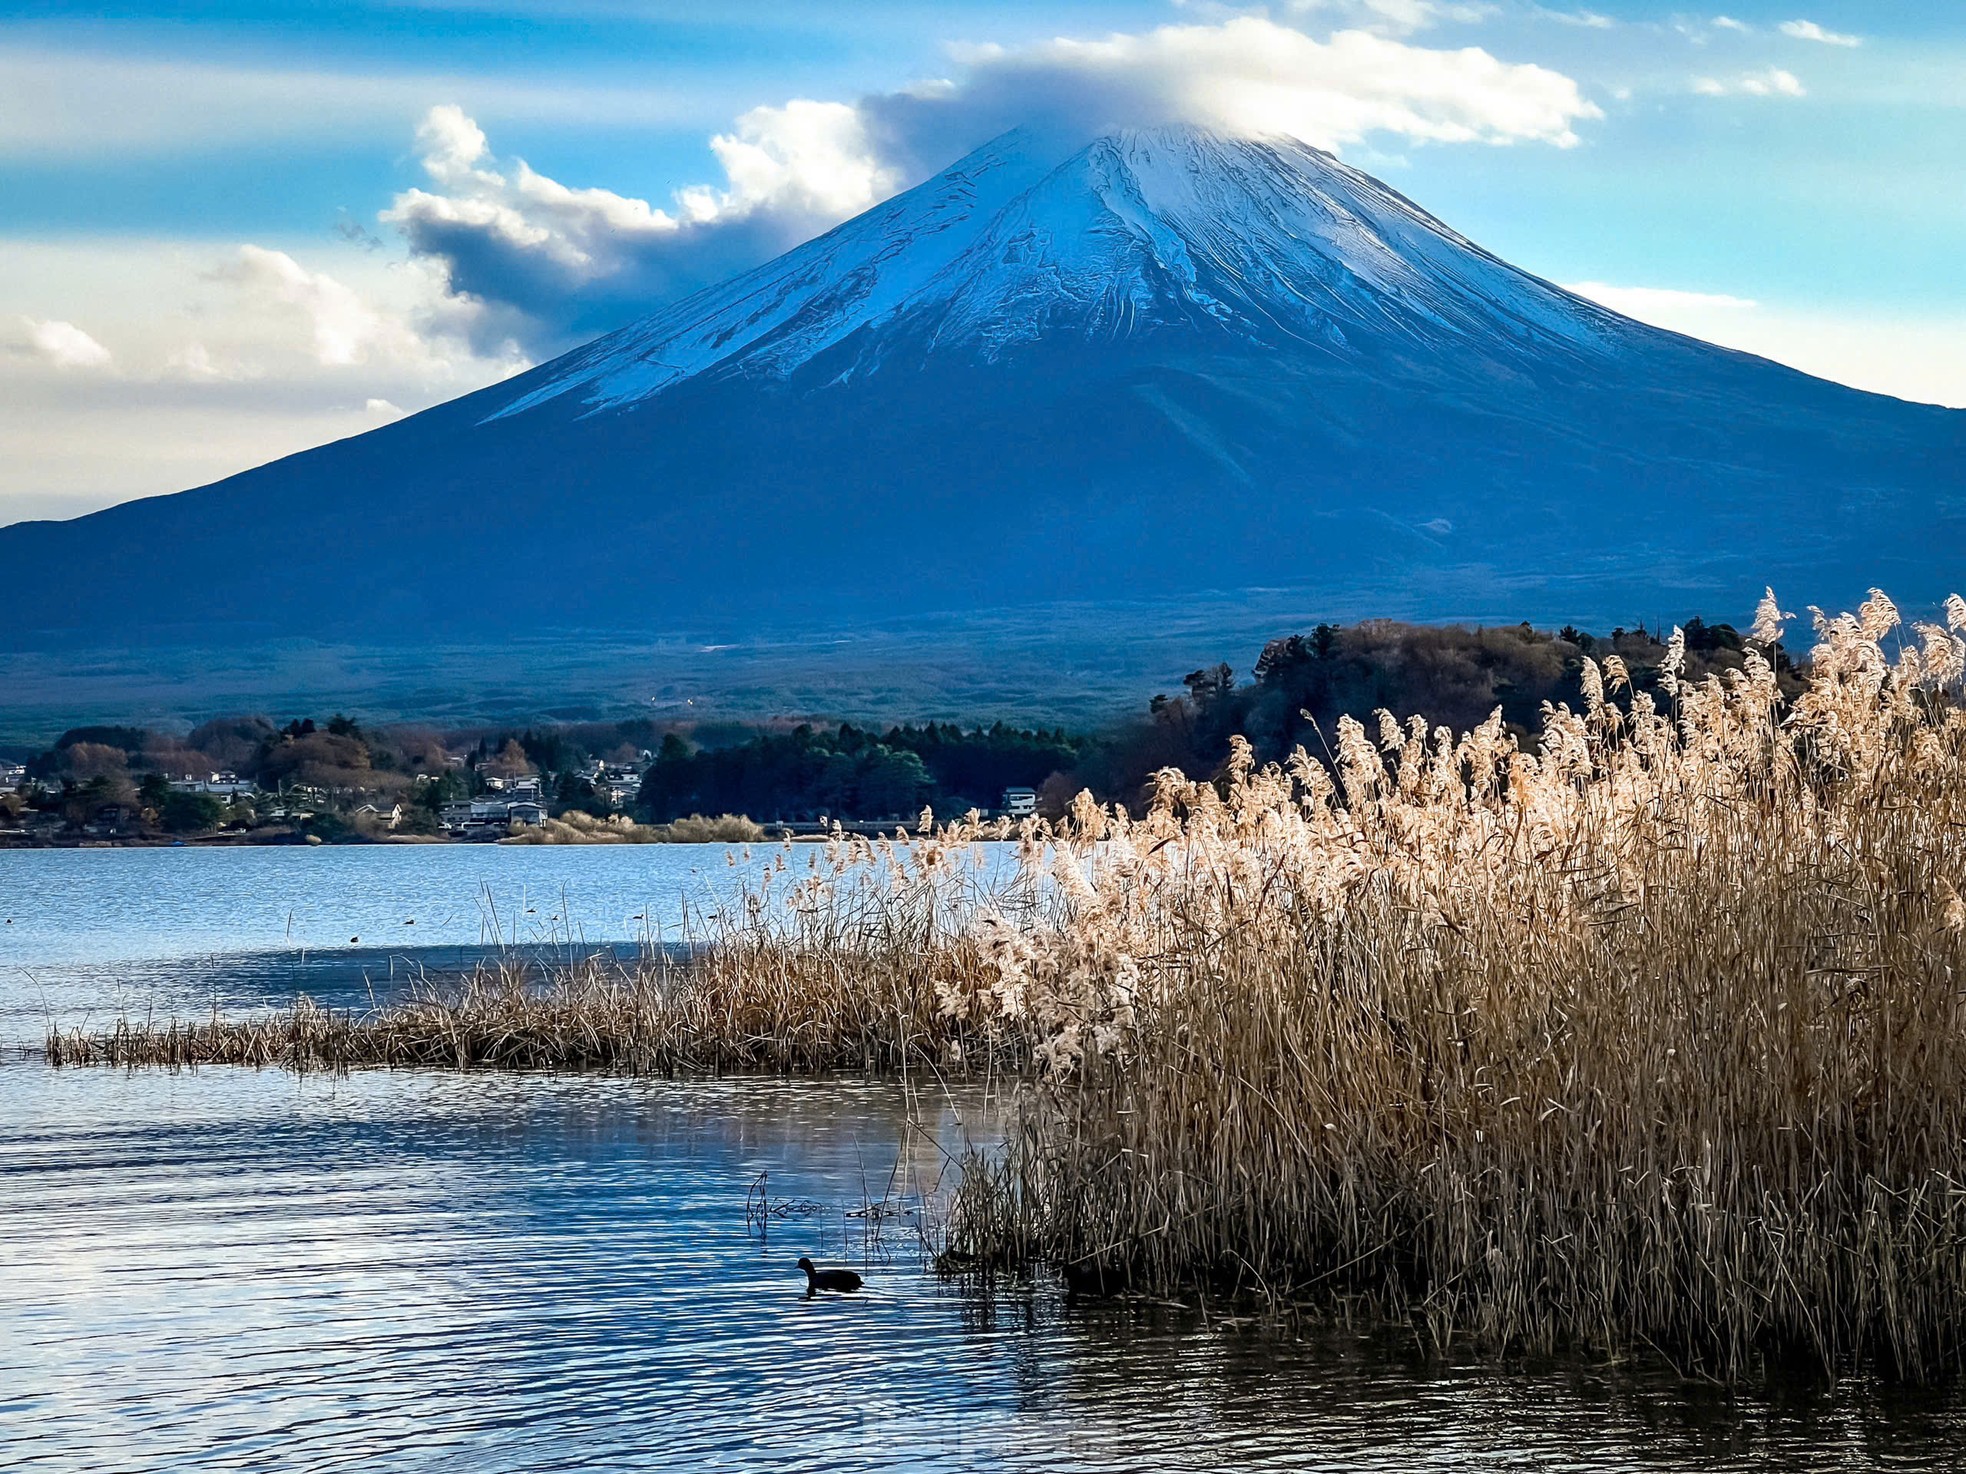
top-left (3, 125), bottom-right (1961, 664)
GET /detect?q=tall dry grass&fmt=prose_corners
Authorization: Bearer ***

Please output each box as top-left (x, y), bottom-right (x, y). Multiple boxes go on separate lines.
top-left (936, 589), bottom-right (1966, 1380)
top-left (498, 811), bottom-right (765, 844)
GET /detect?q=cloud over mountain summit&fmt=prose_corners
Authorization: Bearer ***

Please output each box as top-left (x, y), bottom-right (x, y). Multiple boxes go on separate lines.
top-left (386, 17), bottom-right (1600, 356)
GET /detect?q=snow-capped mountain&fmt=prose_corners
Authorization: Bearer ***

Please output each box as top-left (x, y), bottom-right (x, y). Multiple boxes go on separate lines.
top-left (493, 126), bottom-right (1633, 419)
top-left (2, 124), bottom-right (1961, 677)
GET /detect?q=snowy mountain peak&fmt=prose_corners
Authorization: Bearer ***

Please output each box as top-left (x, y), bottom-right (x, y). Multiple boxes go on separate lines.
top-left (488, 123), bottom-right (1631, 423)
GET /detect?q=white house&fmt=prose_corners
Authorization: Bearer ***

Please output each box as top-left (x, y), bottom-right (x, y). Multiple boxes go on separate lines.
top-left (1002, 787), bottom-right (1038, 818)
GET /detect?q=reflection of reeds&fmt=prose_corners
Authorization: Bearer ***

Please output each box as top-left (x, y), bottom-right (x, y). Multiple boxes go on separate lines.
top-left (43, 589), bottom-right (1966, 1379)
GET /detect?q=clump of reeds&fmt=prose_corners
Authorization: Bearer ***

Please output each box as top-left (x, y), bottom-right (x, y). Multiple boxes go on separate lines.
top-left (499, 810), bottom-right (764, 844)
top-left (44, 938), bottom-right (1021, 1077)
top-left (937, 588), bottom-right (1966, 1381)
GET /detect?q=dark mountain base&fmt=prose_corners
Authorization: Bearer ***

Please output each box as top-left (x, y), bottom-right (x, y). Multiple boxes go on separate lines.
top-left (0, 565), bottom-right (1846, 748)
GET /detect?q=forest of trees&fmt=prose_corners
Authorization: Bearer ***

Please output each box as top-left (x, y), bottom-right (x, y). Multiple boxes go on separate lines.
top-left (634, 722), bottom-right (1090, 822)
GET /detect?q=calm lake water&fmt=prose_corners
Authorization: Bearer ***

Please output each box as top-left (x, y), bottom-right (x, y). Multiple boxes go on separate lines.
top-left (3, 846), bottom-right (1963, 1470)
top-left (0, 845), bottom-right (775, 1044)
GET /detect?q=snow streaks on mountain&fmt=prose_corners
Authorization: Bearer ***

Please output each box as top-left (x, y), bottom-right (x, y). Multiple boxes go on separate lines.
top-left (494, 126), bottom-right (1634, 419)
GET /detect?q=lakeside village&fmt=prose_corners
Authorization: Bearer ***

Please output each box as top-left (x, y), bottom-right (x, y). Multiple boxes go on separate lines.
top-left (0, 713), bottom-right (1059, 848)
top-left (1, 615), bottom-right (1764, 849)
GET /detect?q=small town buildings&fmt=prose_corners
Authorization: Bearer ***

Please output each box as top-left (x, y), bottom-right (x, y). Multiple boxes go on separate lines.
top-left (82, 804), bottom-right (135, 837)
top-left (440, 796), bottom-right (548, 832)
top-left (574, 760), bottom-right (645, 808)
top-left (171, 771), bottom-right (257, 797)
top-left (352, 800), bottom-right (402, 829)
top-left (1002, 787), bottom-right (1038, 818)
top-left (0, 810), bottom-right (65, 842)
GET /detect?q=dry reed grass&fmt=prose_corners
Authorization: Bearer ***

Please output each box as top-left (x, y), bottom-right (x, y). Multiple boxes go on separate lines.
top-left (936, 588), bottom-right (1966, 1380)
top-left (43, 947), bottom-right (1015, 1076)
top-left (498, 811), bottom-right (764, 844)
top-left (45, 588), bottom-right (1966, 1379)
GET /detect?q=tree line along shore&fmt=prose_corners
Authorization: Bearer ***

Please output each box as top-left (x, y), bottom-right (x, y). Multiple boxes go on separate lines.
top-left (1, 614), bottom-right (1773, 848)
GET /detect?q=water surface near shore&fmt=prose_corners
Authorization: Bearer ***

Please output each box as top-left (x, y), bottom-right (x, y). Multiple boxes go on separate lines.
top-left (5, 845), bottom-right (1965, 1470)
top-left (5, 1066), bottom-right (1962, 1471)
top-left (0, 843), bottom-right (777, 1048)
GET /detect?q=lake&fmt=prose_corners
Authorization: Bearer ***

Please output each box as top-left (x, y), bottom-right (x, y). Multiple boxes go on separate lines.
top-left (3, 845), bottom-right (1962, 1470)
top-left (0, 844), bottom-right (772, 1041)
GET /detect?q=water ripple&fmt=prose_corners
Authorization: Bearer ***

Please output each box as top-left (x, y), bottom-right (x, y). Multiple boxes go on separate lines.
top-left (2, 1062), bottom-right (1961, 1472)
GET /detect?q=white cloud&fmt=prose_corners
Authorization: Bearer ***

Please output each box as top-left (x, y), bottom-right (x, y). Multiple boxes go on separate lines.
top-left (1284, 0), bottom-right (1498, 37)
top-left (1675, 15), bottom-right (1751, 43)
top-left (1693, 67), bottom-right (1806, 97)
top-left (1779, 19), bottom-right (1861, 47)
top-left (1565, 281), bottom-right (1966, 409)
top-left (18, 318), bottom-right (113, 370)
top-left (0, 42), bottom-right (704, 159)
top-left (365, 397), bottom-right (406, 417)
top-left (164, 341), bottom-right (251, 383)
top-left (687, 100), bottom-right (901, 223)
top-left (380, 99), bottom-right (892, 354)
top-left (1532, 8), bottom-right (1616, 28)
top-left (929, 20), bottom-right (1601, 153)
top-left (0, 237), bottom-right (527, 524)
top-left (212, 246), bottom-right (416, 368)
top-left (1567, 281), bottom-right (1759, 316)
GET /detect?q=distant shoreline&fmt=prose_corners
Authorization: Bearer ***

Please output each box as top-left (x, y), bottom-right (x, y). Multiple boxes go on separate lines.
top-left (0, 819), bottom-right (932, 851)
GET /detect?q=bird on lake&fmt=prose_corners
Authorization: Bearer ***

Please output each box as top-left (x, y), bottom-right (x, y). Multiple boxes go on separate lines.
top-left (797, 1257), bottom-right (863, 1298)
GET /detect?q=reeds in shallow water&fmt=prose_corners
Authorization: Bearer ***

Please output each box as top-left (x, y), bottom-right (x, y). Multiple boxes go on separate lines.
top-left (45, 589), bottom-right (1966, 1379)
top-left (43, 945), bottom-right (1019, 1076)
top-left (936, 590), bottom-right (1966, 1380)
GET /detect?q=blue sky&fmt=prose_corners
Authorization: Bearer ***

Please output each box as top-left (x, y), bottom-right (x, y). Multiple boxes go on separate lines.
top-left (2, 0), bottom-right (1961, 523)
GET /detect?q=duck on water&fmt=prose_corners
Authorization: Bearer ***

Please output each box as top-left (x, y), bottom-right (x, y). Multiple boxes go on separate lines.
top-left (797, 1258), bottom-right (863, 1298)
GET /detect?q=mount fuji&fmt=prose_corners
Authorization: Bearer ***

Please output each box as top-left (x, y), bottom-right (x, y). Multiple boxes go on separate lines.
top-left (3, 125), bottom-right (1961, 703)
